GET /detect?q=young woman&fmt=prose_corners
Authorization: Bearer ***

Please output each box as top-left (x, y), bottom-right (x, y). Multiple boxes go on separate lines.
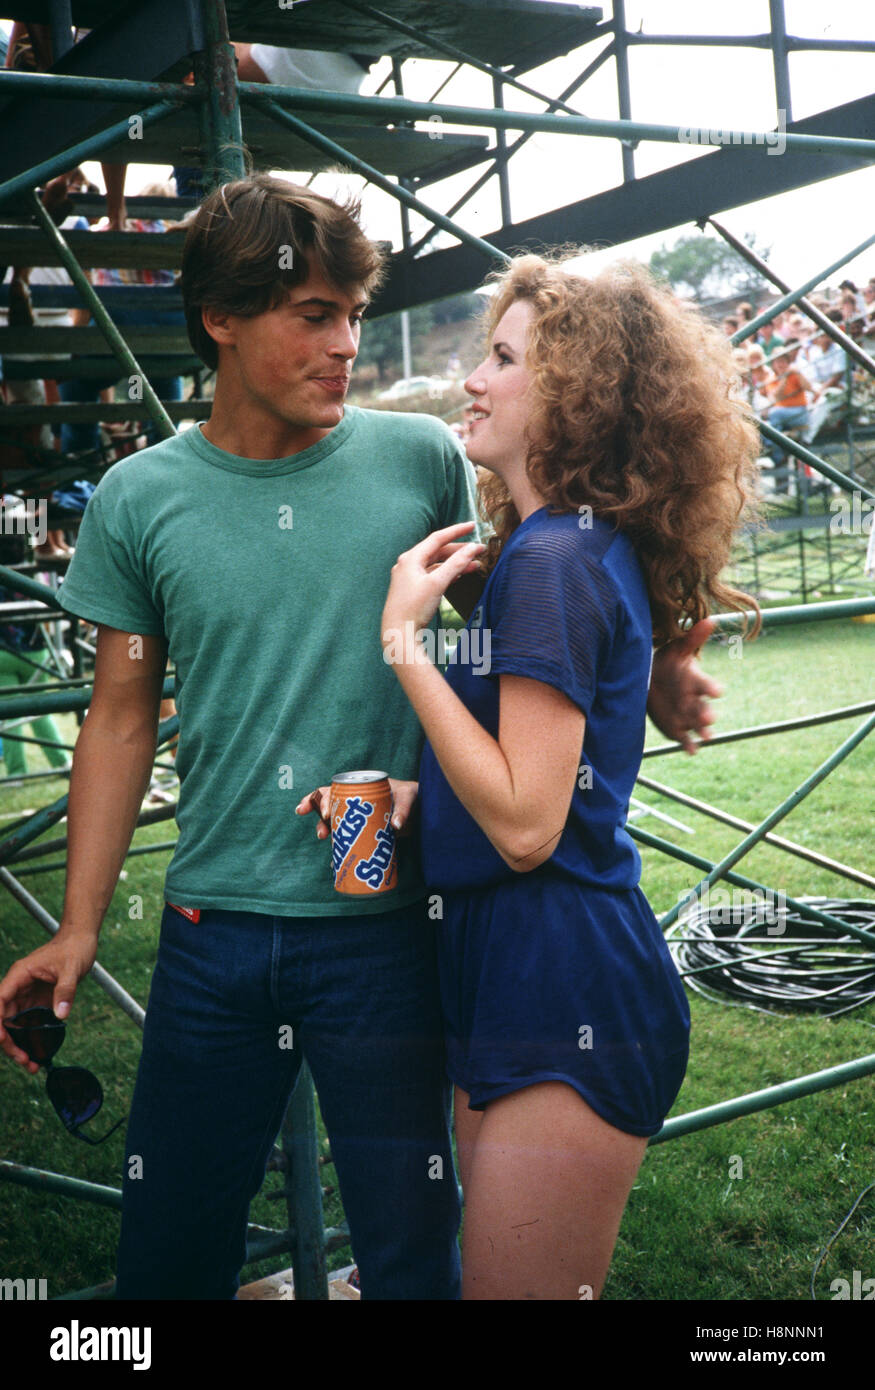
top-left (380, 252), bottom-right (761, 1300)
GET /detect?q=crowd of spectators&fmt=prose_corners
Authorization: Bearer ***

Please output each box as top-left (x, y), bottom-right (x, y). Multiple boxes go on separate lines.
top-left (729, 278), bottom-right (875, 493)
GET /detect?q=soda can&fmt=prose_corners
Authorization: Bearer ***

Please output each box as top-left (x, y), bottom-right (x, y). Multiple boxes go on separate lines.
top-left (329, 770), bottom-right (398, 895)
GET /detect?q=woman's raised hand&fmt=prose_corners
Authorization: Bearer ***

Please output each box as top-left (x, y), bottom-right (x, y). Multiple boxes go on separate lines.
top-left (381, 523), bottom-right (485, 653)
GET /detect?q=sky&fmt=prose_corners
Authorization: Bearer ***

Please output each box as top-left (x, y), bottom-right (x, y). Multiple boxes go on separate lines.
top-left (3, 1), bottom-right (874, 294)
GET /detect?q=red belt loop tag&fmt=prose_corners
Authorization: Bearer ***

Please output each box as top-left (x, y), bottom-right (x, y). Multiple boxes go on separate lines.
top-left (167, 902), bottom-right (201, 923)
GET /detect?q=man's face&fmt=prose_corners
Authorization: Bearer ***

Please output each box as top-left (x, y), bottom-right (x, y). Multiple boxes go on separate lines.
top-left (209, 263), bottom-right (367, 432)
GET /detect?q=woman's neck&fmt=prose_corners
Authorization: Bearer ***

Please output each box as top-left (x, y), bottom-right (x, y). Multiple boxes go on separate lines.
top-left (508, 473), bottom-right (547, 522)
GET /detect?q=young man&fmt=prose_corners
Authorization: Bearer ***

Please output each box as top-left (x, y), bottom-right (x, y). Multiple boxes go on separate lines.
top-left (0, 174), bottom-right (718, 1300)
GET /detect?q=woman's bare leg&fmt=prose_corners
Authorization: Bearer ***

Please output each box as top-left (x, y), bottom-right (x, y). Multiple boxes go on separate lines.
top-left (461, 1081), bottom-right (648, 1300)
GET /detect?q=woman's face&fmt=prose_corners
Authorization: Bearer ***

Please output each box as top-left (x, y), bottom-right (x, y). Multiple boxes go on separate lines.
top-left (463, 299), bottom-right (535, 476)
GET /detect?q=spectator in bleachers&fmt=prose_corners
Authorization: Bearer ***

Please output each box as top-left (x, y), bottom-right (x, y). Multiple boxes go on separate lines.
top-left (58, 182), bottom-right (185, 455)
top-left (862, 281), bottom-right (875, 339)
top-left (760, 339), bottom-right (815, 493)
top-left (839, 279), bottom-right (866, 317)
top-left (737, 301), bottom-right (756, 324)
top-left (743, 344), bottom-right (775, 417)
top-left (808, 310), bottom-right (850, 392)
top-left (722, 315), bottom-right (739, 336)
top-left (805, 309), bottom-right (851, 442)
top-left (757, 317), bottom-right (785, 359)
top-left (234, 42), bottom-right (371, 92)
top-left (841, 289), bottom-right (865, 340)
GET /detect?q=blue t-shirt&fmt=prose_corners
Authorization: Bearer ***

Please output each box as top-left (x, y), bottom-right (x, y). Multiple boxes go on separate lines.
top-left (419, 508), bottom-right (654, 892)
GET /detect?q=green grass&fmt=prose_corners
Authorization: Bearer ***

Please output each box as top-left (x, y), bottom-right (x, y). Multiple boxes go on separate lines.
top-left (1, 615), bottom-right (874, 1299)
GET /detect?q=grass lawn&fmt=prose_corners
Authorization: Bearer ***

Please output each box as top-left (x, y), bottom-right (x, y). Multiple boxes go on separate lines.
top-left (0, 612), bottom-right (873, 1300)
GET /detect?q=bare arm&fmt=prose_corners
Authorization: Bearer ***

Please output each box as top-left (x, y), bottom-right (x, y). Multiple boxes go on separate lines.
top-left (381, 525), bottom-right (583, 870)
top-left (0, 625), bottom-right (167, 1064)
top-left (390, 656), bottom-right (583, 871)
top-left (61, 624), bottom-right (168, 935)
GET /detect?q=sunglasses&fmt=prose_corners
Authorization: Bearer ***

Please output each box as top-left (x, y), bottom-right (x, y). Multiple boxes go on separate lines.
top-left (5, 1006), bottom-right (126, 1146)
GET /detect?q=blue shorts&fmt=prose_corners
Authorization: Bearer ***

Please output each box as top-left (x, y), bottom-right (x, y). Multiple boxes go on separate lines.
top-left (436, 874), bottom-right (690, 1137)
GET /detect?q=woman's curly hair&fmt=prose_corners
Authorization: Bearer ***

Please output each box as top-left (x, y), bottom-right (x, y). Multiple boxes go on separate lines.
top-left (476, 251), bottom-right (762, 645)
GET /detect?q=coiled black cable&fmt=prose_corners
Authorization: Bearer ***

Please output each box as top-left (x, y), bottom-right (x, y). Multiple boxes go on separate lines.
top-left (665, 898), bottom-right (875, 1017)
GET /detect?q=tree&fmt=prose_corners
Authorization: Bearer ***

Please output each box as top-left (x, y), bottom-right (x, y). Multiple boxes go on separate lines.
top-left (649, 232), bottom-right (771, 300)
top-left (356, 304), bottom-right (434, 382)
top-left (431, 291), bottom-right (482, 325)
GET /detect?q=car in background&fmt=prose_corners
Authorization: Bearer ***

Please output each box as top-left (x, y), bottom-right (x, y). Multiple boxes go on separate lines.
top-left (377, 375), bottom-right (454, 401)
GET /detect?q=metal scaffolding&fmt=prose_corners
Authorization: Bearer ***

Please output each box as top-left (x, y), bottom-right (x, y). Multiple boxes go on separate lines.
top-left (0, 0), bottom-right (873, 1300)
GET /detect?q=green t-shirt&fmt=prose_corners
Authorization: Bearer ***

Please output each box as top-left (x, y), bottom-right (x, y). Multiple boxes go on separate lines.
top-left (58, 405), bottom-right (478, 916)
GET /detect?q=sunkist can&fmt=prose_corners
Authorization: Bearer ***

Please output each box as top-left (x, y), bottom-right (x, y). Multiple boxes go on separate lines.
top-left (329, 771), bottom-right (398, 895)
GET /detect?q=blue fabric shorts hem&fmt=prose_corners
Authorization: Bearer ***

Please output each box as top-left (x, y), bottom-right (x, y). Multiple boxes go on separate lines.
top-left (437, 875), bottom-right (691, 1139)
top-left (449, 1060), bottom-right (686, 1138)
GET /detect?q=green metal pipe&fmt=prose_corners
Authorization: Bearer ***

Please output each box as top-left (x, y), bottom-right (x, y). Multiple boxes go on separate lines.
top-left (711, 596), bottom-right (875, 631)
top-left (409, 41), bottom-right (617, 258)
top-left (0, 730), bottom-right (74, 753)
top-left (0, 1160), bottom-right (122, 1209)
top-left (335, 0), bottom-right (595, 121)
top-left (0, 565), bottom-right (63, 609)
top-left (13, 840), bottom-right (177, 877)
top-left (630, 824), bottom-right (875, 946)
top-left (0, 100), bottom-right (182, 213)
top-left (281, 1063), bottom-right (330, 1300)
top-left (626, 33), bottom-right (875, 52)
top-left (0, 799), bottom-right (70, 866)
top-left (0, 677), bottom-right (175, 720)
top-left (0, 1163), bottom-right (293, 1272)
top-left (650, 1050), bottom-right (875, 1145)
top-left (0, 678), bottom-right (95, 697)
top-left (658, 708), bottom-right (875, 931)
top-left (8, 803), bottom-right (177, 865)
top-left (0, 714), bottom-right (177, 865)
top-left (0, 767), bottom-right (72, 788)
top-left (195, 0), bottom-right (246, 190)
top-left (731, 225), bottom-right (875, 346)
top-left (636, 773), bottom-right (875, 889)
top-left (0, 70), bottom-right (200, 104)
top-left (29, 192), bottom-right (176, 443)
top-left (54, 1281), bottom-right (117, 1301)
top-left (234, 81), bottom-right (875, 158)
top-left (706, 215), bottom-right (875, 378)
top-left (756, 419), bottom-right (875, 500)
top-left (247, 95), bottom-right (510, 266)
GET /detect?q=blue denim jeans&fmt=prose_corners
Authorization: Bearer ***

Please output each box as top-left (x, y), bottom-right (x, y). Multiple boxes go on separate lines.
top-left (115, 901), bottom-right (461, 1300)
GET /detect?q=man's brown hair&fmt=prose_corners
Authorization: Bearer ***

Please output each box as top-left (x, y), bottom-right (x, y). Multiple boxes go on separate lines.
top-left (181, 173), bottom-right (387, 369)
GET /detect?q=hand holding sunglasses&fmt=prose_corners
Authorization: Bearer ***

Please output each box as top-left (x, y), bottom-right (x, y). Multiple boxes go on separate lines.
top-left (4, 1006), bottom-right (126, 1146)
